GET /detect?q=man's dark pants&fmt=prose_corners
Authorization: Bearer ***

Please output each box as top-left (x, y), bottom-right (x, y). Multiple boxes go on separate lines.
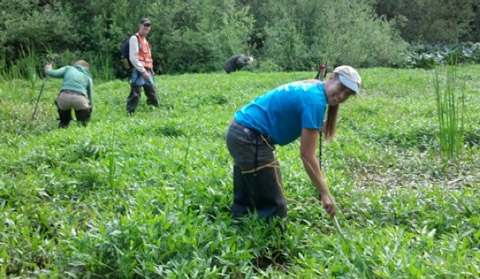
top-left (127, 68), bottom-right (159, 113)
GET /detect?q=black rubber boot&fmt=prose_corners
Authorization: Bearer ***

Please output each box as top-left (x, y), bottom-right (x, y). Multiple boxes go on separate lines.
top-left (58, 109), bottom-right (72, 128)
top-left (126, 86), bottom-right (142, 113)
top-left (75, 108), bottom-right (91, 127)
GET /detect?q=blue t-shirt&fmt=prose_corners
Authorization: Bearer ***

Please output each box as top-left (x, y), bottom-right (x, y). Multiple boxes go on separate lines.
top-left (235, 81), bottom-right (327, 146)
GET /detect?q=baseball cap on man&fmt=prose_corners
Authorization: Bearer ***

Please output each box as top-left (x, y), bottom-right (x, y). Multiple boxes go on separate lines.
top-left (333, 65), bottom-right (362, 94)
top-left (139, 18), bottom-right (151, 25)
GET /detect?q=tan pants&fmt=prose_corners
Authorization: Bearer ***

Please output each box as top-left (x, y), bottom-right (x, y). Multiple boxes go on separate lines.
top-left (56, 90), bottom-right (91, 128)
top-left (57, 90), bottom-right (90, 110)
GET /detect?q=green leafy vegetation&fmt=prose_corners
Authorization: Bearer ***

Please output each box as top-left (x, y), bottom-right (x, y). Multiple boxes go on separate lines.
top-left (0, 66), bottom-right (479, 278)
top-left (433, 58), bottom-right (466, 165)
top-left (400, 43), bottom-right (480, 69)
top-left (1, 0), bottom-right (407, 76)
top-left (375, 0), bottom-right (480, 43)
top-left (2, 0), bottom-right (479, 77)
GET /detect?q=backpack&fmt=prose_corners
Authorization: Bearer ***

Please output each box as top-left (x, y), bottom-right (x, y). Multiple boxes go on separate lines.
top-left (120, 34), bottom-right (139, 70)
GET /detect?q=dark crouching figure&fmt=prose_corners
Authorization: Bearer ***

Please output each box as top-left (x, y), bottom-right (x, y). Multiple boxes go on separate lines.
top-left (224, 54), bottom-right (254, 74)
top-left (45, 60), bottom-right (94, 128)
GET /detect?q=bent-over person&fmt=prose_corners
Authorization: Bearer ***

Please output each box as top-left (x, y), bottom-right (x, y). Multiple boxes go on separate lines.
top-left (226, 66), bottom-right (362, 220)
top-left (224, 54), bottom-right (253, 74)
top-left (45, 60), bottom-right (93, 128)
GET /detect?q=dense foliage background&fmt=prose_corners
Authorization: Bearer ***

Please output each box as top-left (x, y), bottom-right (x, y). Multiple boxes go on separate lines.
top-left (0, 0), bottom-right (479, 76)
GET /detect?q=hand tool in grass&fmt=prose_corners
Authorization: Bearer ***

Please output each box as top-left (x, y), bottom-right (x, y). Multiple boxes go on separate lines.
top-left (314, 63), bottom-right (326, 168)
top-left (31, 76), bottom-right (47, 121)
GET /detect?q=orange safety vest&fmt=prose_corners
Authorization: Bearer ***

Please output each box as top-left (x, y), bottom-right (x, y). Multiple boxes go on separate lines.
top-left (136, 33), bottom-right (153, 69)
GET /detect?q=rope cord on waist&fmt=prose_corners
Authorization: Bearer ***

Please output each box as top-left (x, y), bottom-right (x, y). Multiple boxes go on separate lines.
top-left (240, 160), bottom-right (278, 174)
top-left (253, 132), bottom-right (275, 174)
top-left (260, 134), bottom-right (275, 150)
top-left (239, 132), bottom-right (276, 174)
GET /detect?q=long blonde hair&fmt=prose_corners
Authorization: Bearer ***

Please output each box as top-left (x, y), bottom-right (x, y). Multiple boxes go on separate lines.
top-left (324, 104), bottom-right (338, 141)
top-left (323, 73), bottom-right (342, 141)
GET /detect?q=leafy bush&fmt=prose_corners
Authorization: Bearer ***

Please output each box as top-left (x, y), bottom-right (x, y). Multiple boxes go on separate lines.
top-left (375, 0), bottom-right (480, 43)
top-left (0, 0), bottom-right (409, 77)
top-left (149, 0), bottom-right (254, 73)
top-left (259, 1), bottom-right (310, 71)
top-left (399, 42), bottom-right (480, 68)
top-left (312, 0), bottom-right (407, 68)
top-left (4, 0), bottom-right (480, 75)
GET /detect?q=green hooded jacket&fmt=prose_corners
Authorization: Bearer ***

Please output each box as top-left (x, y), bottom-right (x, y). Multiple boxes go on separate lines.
top-left (46, 65), bottom-right (94, 108)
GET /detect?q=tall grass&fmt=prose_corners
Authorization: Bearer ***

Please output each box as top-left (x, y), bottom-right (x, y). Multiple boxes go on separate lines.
top-left (87, 52), bottom-right (114, 81)
top-left (0, 43), bottom-right (40, 99)
top-left (0, 45), bottom-right (115, 81)
top-left (109, 123), bottom-right (117, 191)
top-left (182, 135), bottom-right (192, 210)
top-left (0, 43), bottom-right (45, 84)
top-left (0, 52), bottom-right (7, 81)
top-left (19, 43), bottom-right (39, 87)
top-left (433, 56), bottom-right (465, 165)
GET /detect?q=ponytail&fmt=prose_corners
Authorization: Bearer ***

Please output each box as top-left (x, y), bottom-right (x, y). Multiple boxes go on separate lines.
top-left (323, 73), bottom-right (341, 141)
top-left (324, 104), bottom-right (338, 141)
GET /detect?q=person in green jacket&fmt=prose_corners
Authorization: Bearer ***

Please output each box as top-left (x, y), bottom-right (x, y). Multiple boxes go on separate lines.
top-left (45, 60), bottom-right (94, 128)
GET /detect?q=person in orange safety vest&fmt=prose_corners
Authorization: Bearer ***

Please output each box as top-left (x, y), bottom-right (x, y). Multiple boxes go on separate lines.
top-left (126, 18), bottom-right (159, 114)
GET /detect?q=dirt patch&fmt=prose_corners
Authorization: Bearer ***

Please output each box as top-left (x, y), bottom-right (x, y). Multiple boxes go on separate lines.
top-left (252, 250), bottom-right (289, 272)
top-left (353, 162), bottom-right (479, 189)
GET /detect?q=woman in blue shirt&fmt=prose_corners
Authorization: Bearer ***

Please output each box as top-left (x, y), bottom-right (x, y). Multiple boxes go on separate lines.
top-left (226, 66), bottom-right (361, 220)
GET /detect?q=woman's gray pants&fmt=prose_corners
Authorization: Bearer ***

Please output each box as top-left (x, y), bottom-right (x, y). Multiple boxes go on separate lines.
top-left (226, 119), bottom-right (287, 219)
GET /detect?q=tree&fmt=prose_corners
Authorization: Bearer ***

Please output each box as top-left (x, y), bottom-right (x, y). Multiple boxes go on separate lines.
top-left (375, 0), bottom-right (478, 43)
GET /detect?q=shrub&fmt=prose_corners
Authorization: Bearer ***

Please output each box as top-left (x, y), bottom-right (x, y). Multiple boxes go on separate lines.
top-left (312, 0), bottom-right (407, 68)
top-left (399, 43), bottom-right (480, 69)
top-left (253, 0), bottom-right (407, 70)
top-left (149, 0), bottom-right (254, 73)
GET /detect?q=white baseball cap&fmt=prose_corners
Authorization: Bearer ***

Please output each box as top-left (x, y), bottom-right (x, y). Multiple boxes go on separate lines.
top-left (333, 65), bottom-right (362, 94)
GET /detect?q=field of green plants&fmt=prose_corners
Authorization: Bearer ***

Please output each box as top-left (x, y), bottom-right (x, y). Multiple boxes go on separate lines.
top-left (1, 66), bottom-right (479, 278)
